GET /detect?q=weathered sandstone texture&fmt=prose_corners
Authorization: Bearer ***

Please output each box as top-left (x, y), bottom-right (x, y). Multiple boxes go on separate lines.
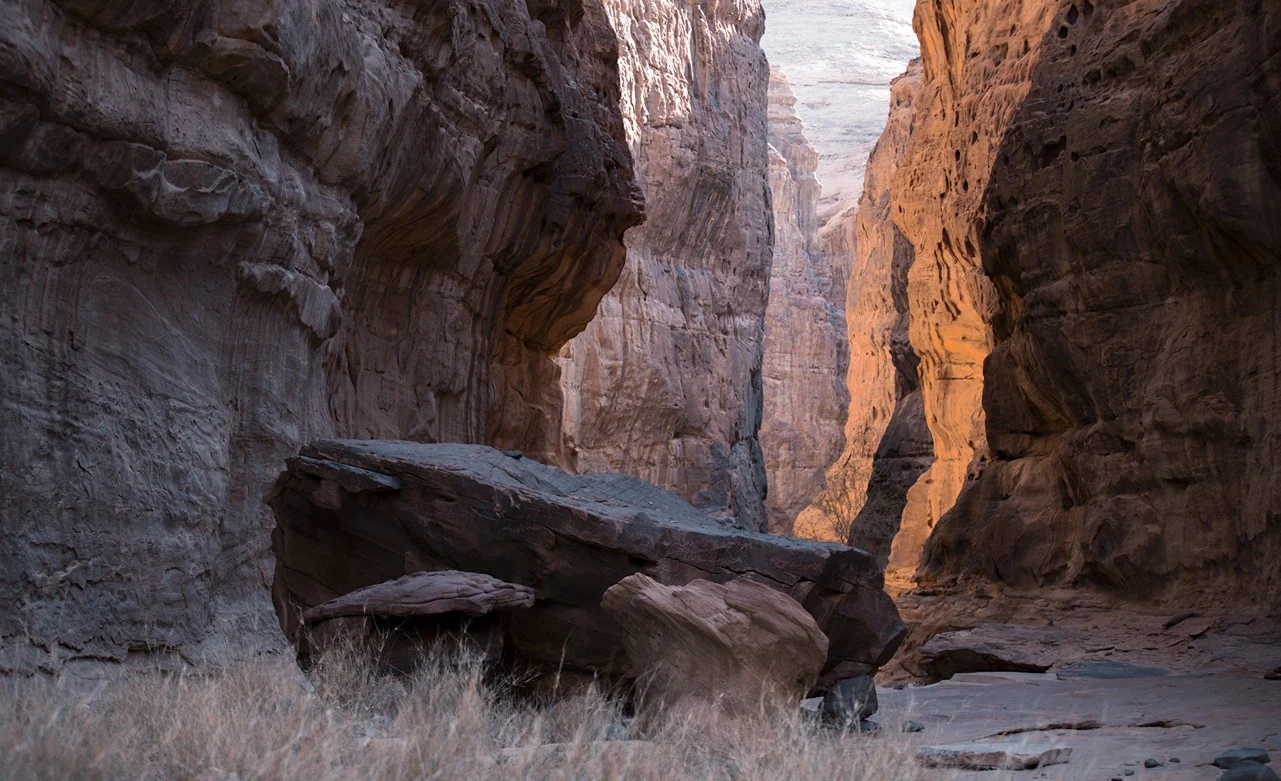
top-left (298, 570), bottom-right (534, 671)
top-left (601, 574), bottom-right (827, 717)
top-left (866, 0), bottom-right (1281, 605)
top-left (760, 0), bottom-right (919, 221)
top-left (557, 0), bottom-right (773, 531)
top-left (760, 69), bottom-right (850, 534)
top-left (1, 0), bottom-right (641, 672)
top-left (794, 61), bottom-right (933, 558)
top-left (268, 440), bottom-right (907, 687)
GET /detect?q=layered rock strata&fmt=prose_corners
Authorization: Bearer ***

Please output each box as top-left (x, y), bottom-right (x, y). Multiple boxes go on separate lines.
top-left (0, 0), bottom-right (641, 672)
top-left (557, 0), bottom-right (773, 531)
top-left (859, 0), bottom-right (1281, 606)
top-left (760, 69), bottom-right (851, 534)
top-left (268, 440), bottom-right (907, 687)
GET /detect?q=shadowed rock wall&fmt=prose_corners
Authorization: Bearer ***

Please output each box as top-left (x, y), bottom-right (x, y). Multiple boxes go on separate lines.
top-left (0, 0), bottom-right (641, 672)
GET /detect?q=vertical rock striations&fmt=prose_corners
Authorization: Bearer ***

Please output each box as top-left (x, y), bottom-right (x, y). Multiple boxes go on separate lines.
top-left (0, 0), bottom-right (641, 671)
top-left (913, 0), bottom-right (1281, 608)
top-left (852, 0), bottom-right (1281, 608)
top-left (558, 0), bottom-right (774, 530)
top-left (797, 62), bottom-right (934, 568)
top-left (760, 69), bottom-right (851, 534)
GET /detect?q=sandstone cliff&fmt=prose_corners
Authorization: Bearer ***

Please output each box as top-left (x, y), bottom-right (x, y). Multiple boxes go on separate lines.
top-left (858, 0), bottom-right (1281, 607)
top-left (557, 0), bottom-right (773, 530)
top-left (0, 0), bottom-right (641, 672)
top-left (760, 69), bottom-right (850, 534)
top-left (795, 62), bottom-right (934, 566)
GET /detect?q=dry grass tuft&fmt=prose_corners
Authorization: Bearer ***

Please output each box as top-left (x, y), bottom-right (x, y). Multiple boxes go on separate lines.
top-left (0, 646), bottom-right (934, 780)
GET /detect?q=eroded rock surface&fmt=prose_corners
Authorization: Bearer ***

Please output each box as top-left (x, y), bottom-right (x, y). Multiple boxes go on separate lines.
top-left (760, 69), bottom-right (850, 534)
top-left (836, 0), bottom-right (1281, 609)
top-left (267, 440), bottom-right (906, 685)
top-left (601, 574), bottom-right (827, 717)
top-left (907, 0), bottom-right (1281, 607)
top-left (1, 0), bottom-right (641, 672)
top-left (794, 61), bottom-right (932, 559)
top-left (557, 0), bottom-right (773, 531)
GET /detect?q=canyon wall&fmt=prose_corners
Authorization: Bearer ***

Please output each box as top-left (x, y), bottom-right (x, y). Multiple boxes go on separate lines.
top-left (759, 69), bottom-right (850, 533)
top-left (797, 62), bottom-right (934, 567)
top-left (0, 0), bottom-right (641, 672)
top-left (855, 0), bottom-right (1281, 607)
top-left (557, 0), bottom-right (774, 530)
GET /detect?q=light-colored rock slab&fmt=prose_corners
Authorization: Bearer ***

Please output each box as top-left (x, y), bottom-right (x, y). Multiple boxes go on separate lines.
top-left (917, 742), bottom-right (1071, 771)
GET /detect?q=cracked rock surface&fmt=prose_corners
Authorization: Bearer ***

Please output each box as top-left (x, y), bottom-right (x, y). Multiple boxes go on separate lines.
top-left (267, 440), bottom-right (906, 686)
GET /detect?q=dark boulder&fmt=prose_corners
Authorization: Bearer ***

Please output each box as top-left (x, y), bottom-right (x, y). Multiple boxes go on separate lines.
top-left (268, 440), bottom-right (906, 685)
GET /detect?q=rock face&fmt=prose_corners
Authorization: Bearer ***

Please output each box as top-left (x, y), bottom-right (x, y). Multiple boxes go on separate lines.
top-left (908, 0), bottom-right (1281, 606)
top-left (0, 0), bottom-right (641, 672)
top-left (760, 69), bottom-right (850, 534)
top-left (267, 440), bottom-right (906, 686)
top-left (842, 0), bottom-right (1281, 608)
top-left (601, 574), bottom-right (828, 716)
top-left (557, 0), bottom-right (773, 531)
top-left (794, 61), bottom-right (932, 560)
top-left (760, 0), bottom-right (919, 221)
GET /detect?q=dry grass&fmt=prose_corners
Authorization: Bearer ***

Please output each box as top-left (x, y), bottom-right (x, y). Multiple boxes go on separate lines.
top-left (0, 646), bottom-right (934, 780)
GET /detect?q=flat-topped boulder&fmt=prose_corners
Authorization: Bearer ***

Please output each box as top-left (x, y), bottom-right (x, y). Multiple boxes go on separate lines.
top-left (268, 440), bottom-right (905, 685)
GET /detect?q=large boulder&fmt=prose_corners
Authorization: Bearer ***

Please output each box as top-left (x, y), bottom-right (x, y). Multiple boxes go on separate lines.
top-left (601, 574), bottom-right (828, 717)
top-left (267, 440), bottom-right (906, 685)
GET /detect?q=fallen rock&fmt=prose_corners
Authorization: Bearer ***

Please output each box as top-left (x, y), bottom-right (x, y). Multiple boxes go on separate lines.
top-left (820, 675), bottom-right (878, 725)
top-left (917, 743), bottom-right (1072, 771)
top-left (269, 441), bottom-right (905, 683)
top-left (920, 624), bottom-right (1066, 680)
top-left (1221, 763), bottom-right (1281, 781)
top-left (297, 570), bottom-right (535, 670)
top-left (1145, 757), bottom-right (1163, 768)
top-left (1216, 749), bottom-right (1273, 769)
top-left (902, 720), bottom-right (925, 733)
top-left (301, 570), bottom-right (535, 624)
top-left (600, 574), bottom-right (827, 717)
top-left (1265, 667), bottom-right (1281, 681)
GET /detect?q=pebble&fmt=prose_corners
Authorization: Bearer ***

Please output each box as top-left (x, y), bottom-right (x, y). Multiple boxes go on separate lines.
top-left (1145, 758), bottom-right (1162, 768)
top-left (902, 720), bottom-right (925, 733)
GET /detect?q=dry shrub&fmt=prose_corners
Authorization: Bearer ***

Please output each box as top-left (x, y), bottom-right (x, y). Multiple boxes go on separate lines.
top-left (0, 645), bottom-right (932, 780)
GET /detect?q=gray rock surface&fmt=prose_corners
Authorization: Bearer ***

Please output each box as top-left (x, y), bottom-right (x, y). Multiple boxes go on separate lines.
top-left (268, 440), bottom-right (906, 684)
top-left (917, 742), bottom-right (1071, 771)
top-left (1216, 750), bottom-right (1273, 770)
top-left (1222, 764), bottom-right (1281, 781)
top-left (820, 675), bottom-right (879, 725)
